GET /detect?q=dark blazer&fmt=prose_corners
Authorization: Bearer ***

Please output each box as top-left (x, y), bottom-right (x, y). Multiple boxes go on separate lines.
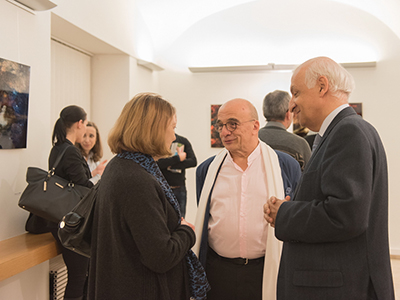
top-left (275, 107), bottom-right (394, 299)
top-left (48, 140), bottom-right (93, 188)
top-left (196, 149), bottom-right (301, 267)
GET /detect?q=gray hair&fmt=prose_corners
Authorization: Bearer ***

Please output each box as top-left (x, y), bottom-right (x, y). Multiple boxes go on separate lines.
top-left (294, 57), bottom-right (356, 97)
top-left (263, 90), bottom-right (291, 121)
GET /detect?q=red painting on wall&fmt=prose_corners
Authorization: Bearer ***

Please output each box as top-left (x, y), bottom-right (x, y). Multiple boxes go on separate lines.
top-left (211, 104), bottom-right (223, 148)
top-left (349, 103), bottom-right (362, 117)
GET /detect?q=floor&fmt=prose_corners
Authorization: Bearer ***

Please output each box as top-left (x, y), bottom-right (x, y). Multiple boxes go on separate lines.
top-left (392, 258), bottom-right (400, 298)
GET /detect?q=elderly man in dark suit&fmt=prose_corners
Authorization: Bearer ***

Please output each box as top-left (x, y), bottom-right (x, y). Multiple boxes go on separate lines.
top-left (264, 56), bottom-right (395, 300)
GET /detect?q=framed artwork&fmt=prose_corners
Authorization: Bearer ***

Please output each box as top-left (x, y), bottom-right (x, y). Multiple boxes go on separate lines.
top-left (211, 104), bottom-right (223, 148)
top-left (0, 57), bottom-right (30, 149)
top-left (349, 103), bottom-right (362, 117)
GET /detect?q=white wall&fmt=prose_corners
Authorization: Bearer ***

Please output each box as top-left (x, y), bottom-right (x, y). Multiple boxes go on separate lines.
top-left (0, 2), bottom-right (52, 241)
top-left (51, 0), bottom-right (149, 59)
top-left (0, 2), bottom-right (53, 299)
top-left (0, 1), bottom-right (157, 299)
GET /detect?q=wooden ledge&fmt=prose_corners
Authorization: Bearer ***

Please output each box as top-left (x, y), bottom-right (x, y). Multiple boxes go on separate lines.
top-left (0, 232), bottom-right (61, 281)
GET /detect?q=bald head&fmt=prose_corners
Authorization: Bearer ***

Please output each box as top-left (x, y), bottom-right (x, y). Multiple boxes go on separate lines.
top-left (219, 98), bottom-right (259, 121)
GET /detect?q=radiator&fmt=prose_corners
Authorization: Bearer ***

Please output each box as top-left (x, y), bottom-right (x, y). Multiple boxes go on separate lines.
top-left (49, 255), bottom-right (67, 300)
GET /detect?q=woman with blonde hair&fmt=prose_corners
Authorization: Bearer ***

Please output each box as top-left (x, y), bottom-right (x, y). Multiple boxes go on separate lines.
top-left (88, 92), bottom-right (209, 300)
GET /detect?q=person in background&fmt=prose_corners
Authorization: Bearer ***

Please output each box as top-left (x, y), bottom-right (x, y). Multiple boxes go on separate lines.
top-left (88, 92), bottom-right (209, 300)
top-left (49, 105), bottom-right (93, 300)
top-left (76, 121), bottom-right (107, 184)
top-left (264, 56), bottom-right (395, 299)
top-left (194, 98), bottom-right (301, 300)
top-left (157, 133), bottom-right (197, 217)
top-left (259, 90), bottom-right (311, 171)
top-left (292, 114), bottom-right (316, 150)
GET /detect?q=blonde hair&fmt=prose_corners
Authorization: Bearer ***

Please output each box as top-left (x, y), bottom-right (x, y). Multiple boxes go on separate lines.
top-left (108, 93), bottom-right (176, 157)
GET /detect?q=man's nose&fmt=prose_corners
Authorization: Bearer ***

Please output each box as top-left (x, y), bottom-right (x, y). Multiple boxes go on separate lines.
top-left (289, 98), bottom-right (296, 112)
top-left (220, 124), bottom-right (231, 136)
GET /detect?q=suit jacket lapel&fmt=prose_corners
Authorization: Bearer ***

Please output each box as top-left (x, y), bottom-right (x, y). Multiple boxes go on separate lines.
top-left (292, 107), bottom-right (357, 200)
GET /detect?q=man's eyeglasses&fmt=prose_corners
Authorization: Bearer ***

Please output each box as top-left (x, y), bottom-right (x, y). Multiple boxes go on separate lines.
top-left (215, 119), bottom-right (255, 133)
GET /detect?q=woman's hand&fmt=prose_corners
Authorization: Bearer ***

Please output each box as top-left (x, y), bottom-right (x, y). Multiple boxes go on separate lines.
top-left (92, 159), bottom-right (107, 177)
top-left (181, 217), bottom-right (195, 232)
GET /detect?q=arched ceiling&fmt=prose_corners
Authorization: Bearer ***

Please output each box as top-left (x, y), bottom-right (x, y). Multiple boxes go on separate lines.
top-left (135, 0), bottom-right (400, 69)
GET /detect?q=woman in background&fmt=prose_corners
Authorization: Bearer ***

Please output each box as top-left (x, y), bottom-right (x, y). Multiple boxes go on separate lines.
top-left (49, 105), bottom-right (93, 300)
top-left (88, 93), bottom-right (209, 300)
top-left (77, 121), bottom-right (107, 184)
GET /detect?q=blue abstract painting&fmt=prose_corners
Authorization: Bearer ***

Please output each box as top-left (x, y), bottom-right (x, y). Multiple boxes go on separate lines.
top-left (0, 58), bottom-right (30, 149)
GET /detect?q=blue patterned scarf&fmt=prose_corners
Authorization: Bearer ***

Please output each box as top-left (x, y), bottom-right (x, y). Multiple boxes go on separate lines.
top-left (117, 151), bottom-right (210, 300)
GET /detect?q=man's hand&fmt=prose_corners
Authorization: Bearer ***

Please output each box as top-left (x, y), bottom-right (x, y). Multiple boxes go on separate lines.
top-left (264, 195), bottom-right (290, 227)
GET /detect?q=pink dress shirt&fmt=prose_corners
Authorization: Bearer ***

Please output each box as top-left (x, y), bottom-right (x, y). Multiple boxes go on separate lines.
top-left (208, 143), bottom-right (269, 259)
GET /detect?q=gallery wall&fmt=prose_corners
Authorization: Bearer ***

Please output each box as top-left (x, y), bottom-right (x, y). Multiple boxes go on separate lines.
top-left (0, 2), bottom-right (52, 299)
top-left (0, 1), bottom-right (157, 299)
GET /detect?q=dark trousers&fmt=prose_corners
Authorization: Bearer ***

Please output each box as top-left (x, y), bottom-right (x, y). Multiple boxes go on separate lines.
top-left (206, 247), bottom-right (264, 300)
top-left (51, 229), bottom-right (89, 299)
top-left (172, 186), bottom-right (187, 218)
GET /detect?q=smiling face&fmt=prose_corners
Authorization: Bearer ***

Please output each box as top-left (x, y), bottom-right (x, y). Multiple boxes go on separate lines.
top-left (217, 99), bottom-right (259, 157)
top-left (289, 65), bottom-right (324, 132)
top-left (81, 125), bottom-right (97, 155)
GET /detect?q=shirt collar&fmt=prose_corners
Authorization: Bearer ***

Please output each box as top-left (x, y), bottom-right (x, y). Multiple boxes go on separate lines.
top-left (265, 121), bottom-right (286, 130)
top-left (319, 104), bottom-right (349, 137)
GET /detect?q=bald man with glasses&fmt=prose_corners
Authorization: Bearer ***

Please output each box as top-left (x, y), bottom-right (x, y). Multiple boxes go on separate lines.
top-left (193, 98), bottom-right (301, 300)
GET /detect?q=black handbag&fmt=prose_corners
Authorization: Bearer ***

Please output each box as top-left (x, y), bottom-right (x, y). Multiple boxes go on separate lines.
top-left (58, 181), bottom-right (100, 257)
top-left (18, 146), bottom-right (91, 223)
top-left (25, 213), bottom-right (52, 234)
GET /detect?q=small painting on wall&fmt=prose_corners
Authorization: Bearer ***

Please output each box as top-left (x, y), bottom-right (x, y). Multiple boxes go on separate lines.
top-left (211, 104), bottom-right (223, 148)
top-left (349, 103), bottom-right (362, 117)
top-left (0, 57), bottom-right (30, 149)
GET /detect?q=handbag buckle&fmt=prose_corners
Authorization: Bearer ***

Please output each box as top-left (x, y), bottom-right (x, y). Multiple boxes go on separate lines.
top-left (44, 169), bottom-right (55, 191)
top-left (47, 168), bottom-right (55, 177)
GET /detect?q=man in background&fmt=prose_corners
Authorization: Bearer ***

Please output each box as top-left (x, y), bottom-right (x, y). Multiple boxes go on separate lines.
top-left (157, 133), bottom-right (197, 217)
top-left (264, 57), bottom-right (394, 299)
top-left (259, 90), bottom-right (311, 171)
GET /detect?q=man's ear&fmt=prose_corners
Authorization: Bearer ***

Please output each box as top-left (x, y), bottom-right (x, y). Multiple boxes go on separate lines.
top-left (253, 120), bottom-right (260, 131)
top-left (317, 76), bottom-right (329, 96)
top-left (285, 110), bottom-right (292, 121)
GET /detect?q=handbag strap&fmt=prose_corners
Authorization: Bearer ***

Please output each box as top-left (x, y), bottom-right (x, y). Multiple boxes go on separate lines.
top-left (50, 144), bottom-right (71, 172)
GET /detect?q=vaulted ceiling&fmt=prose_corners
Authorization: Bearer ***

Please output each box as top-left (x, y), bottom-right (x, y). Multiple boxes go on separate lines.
top-left (135, 0), bottom-right (400, 69)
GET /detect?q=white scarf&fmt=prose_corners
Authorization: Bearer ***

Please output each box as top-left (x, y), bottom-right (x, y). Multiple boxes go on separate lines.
top-left (193, 141), bottom-right (284, 300)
